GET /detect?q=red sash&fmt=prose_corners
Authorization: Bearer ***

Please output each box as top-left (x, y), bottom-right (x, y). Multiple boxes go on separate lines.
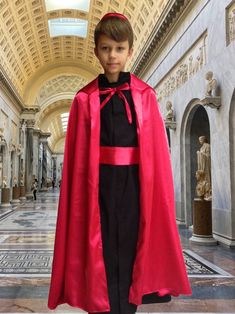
top-left (100, 146), bottom-right (139, 165)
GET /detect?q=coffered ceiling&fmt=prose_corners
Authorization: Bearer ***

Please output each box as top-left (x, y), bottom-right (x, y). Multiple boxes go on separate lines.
top-left (0, 0), bottom-right (170, 152)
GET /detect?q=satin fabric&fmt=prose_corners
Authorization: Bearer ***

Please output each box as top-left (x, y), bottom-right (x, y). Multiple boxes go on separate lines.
top-left (100, 83), bottom-right (132, 124)
top-left (100, 146), bottom-right (139, 165)
top-left (48, 74), bottom-right (192, 312)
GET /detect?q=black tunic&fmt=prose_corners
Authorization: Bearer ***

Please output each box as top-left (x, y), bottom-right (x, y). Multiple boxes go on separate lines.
top-left (97, 72), bottom-right (171, 314)
top-left (98, 72), bottom-right (139, 314)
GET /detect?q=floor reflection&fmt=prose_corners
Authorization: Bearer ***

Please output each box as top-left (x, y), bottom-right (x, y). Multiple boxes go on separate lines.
top-left (0, 189), bottom-right (234, 313)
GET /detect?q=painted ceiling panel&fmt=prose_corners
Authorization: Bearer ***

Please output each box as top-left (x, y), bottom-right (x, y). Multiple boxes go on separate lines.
top-left (0, 0), bottom-right (169, 151)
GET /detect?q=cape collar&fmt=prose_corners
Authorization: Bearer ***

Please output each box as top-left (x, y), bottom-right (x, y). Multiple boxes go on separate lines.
top-left (79, 73), bottom-right (154, 95)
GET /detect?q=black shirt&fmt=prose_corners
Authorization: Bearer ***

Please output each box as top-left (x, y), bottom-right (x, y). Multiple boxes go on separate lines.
top-left (98, 72), bottom-right (138, 147)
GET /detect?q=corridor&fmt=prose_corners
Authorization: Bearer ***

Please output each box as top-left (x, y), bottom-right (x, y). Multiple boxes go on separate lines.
top-left (0, 190), bottom-right (234, 313)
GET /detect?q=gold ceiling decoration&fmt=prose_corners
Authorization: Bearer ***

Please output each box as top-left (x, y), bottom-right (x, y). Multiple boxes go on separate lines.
top-left (0, 0), bottom-right (169, 152)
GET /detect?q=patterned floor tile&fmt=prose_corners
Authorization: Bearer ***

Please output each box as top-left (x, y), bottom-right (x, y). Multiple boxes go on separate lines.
top-left (0, 249), bottom-right (232, 278)
top-left (0, 211), bottom-right (56, 232)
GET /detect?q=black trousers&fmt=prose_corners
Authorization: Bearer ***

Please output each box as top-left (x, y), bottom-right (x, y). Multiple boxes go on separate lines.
top-left (33, 190), bottom-right (37, 200)
top-left (96, 164), bottom-right (140, 314)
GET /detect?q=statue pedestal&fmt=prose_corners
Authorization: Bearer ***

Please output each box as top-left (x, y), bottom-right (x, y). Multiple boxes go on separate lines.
top-left (11, 186), bottom-right (20, 204)
top-left (26, 192), bottom-right (34, 200)
top-left (19, 186), bottom-right (26, 201)
top-left (40, 187), bottom-right (48, 192)
top-left (200, 96), bottom-right (221, 109)
top-left (190, 199), bottom-right (217, 245)
top-left (165, 120), bottom-right (176, 130)
top-left (1, 188), bottom-right (11, 208)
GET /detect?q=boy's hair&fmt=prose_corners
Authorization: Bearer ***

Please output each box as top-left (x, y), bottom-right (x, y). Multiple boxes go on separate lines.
top-left (94, 13), bottom-right (134, 48)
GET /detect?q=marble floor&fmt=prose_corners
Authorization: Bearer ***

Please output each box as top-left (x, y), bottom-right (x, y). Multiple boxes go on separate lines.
top-left (0, 190), bottom-right (234, 314)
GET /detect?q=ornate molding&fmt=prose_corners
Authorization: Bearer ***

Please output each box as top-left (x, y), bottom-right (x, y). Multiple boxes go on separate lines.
top-left (21, 107), bottom-right (40, 114)
top-left (26, 119), bottom-right (36, 128)
top-left (20, 107), bottom-right (40, 128)
top-left (132, 0), bottom-right (194, 76)
top-left (155, 31), bottom-right (207, 102)
top-left (226, 0), bottom-right (235, 45)
top-left (0, 65), bottom-right (24, 109)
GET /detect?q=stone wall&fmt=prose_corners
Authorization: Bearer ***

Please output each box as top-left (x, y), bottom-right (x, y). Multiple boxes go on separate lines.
top-left (141, 0), bottom-right (235, 246)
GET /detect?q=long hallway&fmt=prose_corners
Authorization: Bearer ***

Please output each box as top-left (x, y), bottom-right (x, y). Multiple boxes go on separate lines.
top-left (0, 190), bottom-right (234, 313)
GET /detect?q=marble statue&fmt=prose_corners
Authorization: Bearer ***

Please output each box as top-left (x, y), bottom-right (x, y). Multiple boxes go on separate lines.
top-left (20, 177), bottom-right (24, 186)
top-left (19, 170), bottom-right (24, 186)
top-left (195, 170), bottom-right (211, 200)
top-left (205, 71), bottom-right (217, 97)
top-left (0, 128), bottom-right (4, 141)
top-left (165, 101), bottom-right (174, 121)
top-left (2, 176), bottom-right (7, 188)
top-left (13, 176), bottom-right (17, 187)
top-left (197, 136), bottom-right (211, 191)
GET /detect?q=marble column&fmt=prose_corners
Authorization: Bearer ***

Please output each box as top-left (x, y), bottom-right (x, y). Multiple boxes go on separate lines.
top-left (52, 155), bottom-right (57, 187)
top-left (25, 120), bottom-right (35, 199)
top-left (19, 120), bottom-right (26, 200)
top-left (20, 107), bottom-right (39, 200)
top-left (39, 133), bottom-right (50, 191)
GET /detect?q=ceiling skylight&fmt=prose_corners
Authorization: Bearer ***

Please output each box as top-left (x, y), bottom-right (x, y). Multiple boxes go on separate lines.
top-left (48, 18), bottom-right (88, 37)
top-left (61, 112), bottom-right (69, 132)
top-left (45, 0), bottom-right (90, 12)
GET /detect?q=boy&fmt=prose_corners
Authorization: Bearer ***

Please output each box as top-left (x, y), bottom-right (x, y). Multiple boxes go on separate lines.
top-left (48, 12), bottom-right (191, 314)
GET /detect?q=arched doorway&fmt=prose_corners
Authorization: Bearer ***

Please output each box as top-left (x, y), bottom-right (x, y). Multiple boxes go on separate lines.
top-left (0, 143), bottom-right (8, 187)
top-left (181, 101), bottom-right (210, 226)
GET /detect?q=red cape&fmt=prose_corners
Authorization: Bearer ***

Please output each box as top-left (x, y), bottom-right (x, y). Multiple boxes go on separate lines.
top-left (48, 74), bottom-right (191, 311)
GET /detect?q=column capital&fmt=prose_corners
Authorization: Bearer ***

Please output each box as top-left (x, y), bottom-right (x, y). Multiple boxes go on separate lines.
top-left (39, 132), bottom-right (51, 144)
top-left (26, 119), bottom-right (36, 128)
top-left (20, 107), bottom-right (40, 128)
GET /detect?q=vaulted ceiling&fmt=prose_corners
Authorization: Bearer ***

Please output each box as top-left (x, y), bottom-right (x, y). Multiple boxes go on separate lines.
top-left (0, 0), bottom-right (170, 152)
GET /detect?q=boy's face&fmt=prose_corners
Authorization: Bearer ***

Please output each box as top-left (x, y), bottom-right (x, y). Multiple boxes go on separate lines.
top-left (94, 34), bottom-right (133, 82)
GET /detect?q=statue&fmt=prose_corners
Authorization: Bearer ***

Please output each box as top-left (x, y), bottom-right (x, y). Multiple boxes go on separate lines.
top-left (0, 128), bottom-right (4, 141)
top-left (205, 71), bottom-right (217, 97)
top-left (17, 144), bottom-right (22, 156)
top-left (13, 176), bottom-right (17, 187)
top-left (195, 170), bottom-right (211, 201)
top-left (197, 136), bottom-right (211, 191)
top-left (20, 170), bottom-right (24, 186)
top-left (20, 175), bottom-right (24, 186)
top-left (2, 176), bottom-right (7, 188)
top-left (165, 101), bottom-right (174, 121)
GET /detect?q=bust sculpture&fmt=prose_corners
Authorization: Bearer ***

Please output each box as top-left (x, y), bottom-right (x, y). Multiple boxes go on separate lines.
top-left (205, 71), bottom-right (217, 97)
top-left (165, 101), bottom-right (174, 121)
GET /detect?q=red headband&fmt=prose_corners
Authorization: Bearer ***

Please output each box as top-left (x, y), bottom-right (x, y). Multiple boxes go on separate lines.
top-left (101, 12), bottom-right (128, 21)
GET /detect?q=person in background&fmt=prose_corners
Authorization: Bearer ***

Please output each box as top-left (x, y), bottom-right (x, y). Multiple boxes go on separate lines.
top-left (32, 178), bottom-right (38, 201)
